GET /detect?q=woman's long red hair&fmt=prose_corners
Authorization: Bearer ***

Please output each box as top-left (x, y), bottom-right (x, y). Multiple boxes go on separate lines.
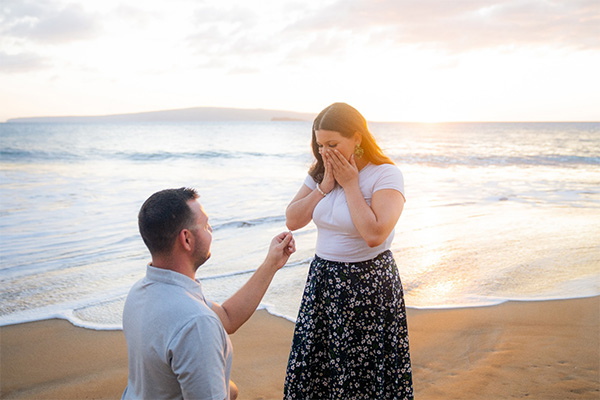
top-left (309, 102), bottom-right (394, 183)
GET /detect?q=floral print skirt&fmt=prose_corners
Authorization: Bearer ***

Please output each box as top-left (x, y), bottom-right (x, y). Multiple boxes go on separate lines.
top-left (284, 250), bottom-right (413, 400)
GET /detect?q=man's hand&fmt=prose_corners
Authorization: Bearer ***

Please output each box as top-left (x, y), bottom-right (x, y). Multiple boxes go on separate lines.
top-left (265, 231), bottom-right (296, 270)
top-left (215, 231), bottom-right (296, 334)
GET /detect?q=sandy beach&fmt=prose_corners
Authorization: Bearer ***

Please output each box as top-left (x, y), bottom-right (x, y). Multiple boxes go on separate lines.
top-left (1, 296), bottom-right (598, 399)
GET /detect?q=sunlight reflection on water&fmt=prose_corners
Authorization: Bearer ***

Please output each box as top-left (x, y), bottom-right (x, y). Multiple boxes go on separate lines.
top-left (1, 121), bottom-right (598, 327)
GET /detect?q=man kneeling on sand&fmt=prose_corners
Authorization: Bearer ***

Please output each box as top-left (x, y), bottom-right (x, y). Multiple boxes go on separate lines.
top-left (122, 187), bottom-right (295, 400)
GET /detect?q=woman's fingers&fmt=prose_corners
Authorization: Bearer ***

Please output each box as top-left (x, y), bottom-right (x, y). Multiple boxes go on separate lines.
top-left (326, 150), bottom-right (359, 188)
top-left (327, 149), bottom-right (345, 168)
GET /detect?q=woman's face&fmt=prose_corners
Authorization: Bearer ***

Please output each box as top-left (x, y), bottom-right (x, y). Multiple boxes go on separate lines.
top-left (315, 129), bottom-right (360, 161)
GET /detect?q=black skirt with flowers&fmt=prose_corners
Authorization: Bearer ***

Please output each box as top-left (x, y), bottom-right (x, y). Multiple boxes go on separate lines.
top-left (284, 250), bottom-right (413, 400)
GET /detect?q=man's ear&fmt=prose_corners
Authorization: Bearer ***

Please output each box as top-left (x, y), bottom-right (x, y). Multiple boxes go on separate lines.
top-left (179, 229), bottom-right (193, 251)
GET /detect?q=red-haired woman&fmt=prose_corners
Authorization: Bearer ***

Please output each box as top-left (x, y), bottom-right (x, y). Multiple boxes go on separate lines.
top-left (284, 103), bottom-right (413, 399)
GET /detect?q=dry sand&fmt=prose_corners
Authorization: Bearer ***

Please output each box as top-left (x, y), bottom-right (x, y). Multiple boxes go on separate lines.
top-left (1, 296), bottom-right (598, 399)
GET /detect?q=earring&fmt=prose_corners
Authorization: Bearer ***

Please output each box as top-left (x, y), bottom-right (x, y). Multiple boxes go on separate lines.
top-left (354, 144), bottom-right (364, 158)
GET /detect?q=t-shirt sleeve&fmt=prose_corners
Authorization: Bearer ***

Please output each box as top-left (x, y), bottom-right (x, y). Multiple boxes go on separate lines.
top-left (303, 174), bottom-right (317, 190)
top-left (169, 316), bottom-right (229, 400)
top-left (374, 165), bottom-right (406, 200)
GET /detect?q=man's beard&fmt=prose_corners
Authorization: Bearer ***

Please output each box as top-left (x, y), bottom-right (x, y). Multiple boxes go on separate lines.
top-left (193, 232), bottom-right (211, 270)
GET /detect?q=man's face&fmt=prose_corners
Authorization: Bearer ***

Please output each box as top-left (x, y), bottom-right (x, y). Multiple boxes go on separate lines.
top-left (187, 199), bottom-right (212, 268)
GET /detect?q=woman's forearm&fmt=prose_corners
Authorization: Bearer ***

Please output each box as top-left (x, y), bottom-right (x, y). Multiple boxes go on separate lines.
top-left (344, 185), bottom-right (383, 246)
top-left (285, 189), bottom-right (323, 231)
top-left (344, 185), bottom-right (403, 247)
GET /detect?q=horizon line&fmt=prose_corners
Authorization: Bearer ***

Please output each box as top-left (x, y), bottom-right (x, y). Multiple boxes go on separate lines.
top-left (2, 105), bottom-right (599, 124)
top-left (3, 119), bottom-right (599, 124)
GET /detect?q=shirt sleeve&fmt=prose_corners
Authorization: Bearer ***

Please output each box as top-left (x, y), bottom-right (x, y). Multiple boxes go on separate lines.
top-left (303, 174), bottom-right (317, 190)
top-left (169, 316), bottom-right (229, 400)
top-left (374, 164), bottom-right (406, 200)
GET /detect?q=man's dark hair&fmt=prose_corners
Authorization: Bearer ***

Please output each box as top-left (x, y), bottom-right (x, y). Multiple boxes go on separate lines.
top-left (138, 187), bottom-right (199, 255)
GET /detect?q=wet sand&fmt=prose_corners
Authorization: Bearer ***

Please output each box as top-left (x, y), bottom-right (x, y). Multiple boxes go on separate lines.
top-left (1, 296), bottom-right (598, 399)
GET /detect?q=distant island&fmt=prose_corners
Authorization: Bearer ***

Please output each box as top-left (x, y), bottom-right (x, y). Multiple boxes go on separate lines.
top-left (5, 107), bottom-right (316, 123)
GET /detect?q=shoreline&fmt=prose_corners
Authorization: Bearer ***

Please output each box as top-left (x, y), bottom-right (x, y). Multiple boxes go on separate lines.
top-left (5, 294), bottom-right (598, 331)
top-left (1, 296), bottom-right (598, 399)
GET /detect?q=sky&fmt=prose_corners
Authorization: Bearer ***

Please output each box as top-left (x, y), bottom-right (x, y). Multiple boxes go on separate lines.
top-left (1, 0), bottom-right (599, 122)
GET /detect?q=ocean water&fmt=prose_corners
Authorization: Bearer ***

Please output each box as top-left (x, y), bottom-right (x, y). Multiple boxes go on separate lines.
top-left (1, 121), bottom-right (599, 330)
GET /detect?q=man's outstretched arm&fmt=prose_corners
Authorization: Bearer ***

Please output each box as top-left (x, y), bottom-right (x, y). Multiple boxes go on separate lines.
top-left (210, 231), bottom-right (295, 334)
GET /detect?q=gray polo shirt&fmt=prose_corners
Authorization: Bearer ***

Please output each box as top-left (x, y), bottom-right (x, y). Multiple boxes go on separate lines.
top-left (122, 265), bottom-right (232, 400)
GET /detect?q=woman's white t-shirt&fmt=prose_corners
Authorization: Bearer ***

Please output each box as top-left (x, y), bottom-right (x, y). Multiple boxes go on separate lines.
top-left (303, 162), bottom-right (405, 263)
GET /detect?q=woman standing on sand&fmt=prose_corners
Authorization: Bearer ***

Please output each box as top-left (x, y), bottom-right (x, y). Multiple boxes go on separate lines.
top-left (283, 103), bottom-right (413, 399)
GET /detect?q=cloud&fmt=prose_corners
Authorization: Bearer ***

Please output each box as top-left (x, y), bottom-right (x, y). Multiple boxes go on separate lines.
top-left (184, 3), bottom-right (292, 73)
top-left (180, 0), bottom-right (599, 75)
top-left (0, 51), bottom-right (48, 73)
top-left (0, 0), bottom-right (100, 43)
top-left (186, 5), bottom-right (272, 56)
top-left (287, 0), bottom-right (600, 52)
top-left (184, 1), bottom-right (361, 73)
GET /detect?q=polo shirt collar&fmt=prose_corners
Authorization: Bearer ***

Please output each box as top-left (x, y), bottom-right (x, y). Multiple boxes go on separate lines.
top-left (145, 265), bottom-right (205, 295)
